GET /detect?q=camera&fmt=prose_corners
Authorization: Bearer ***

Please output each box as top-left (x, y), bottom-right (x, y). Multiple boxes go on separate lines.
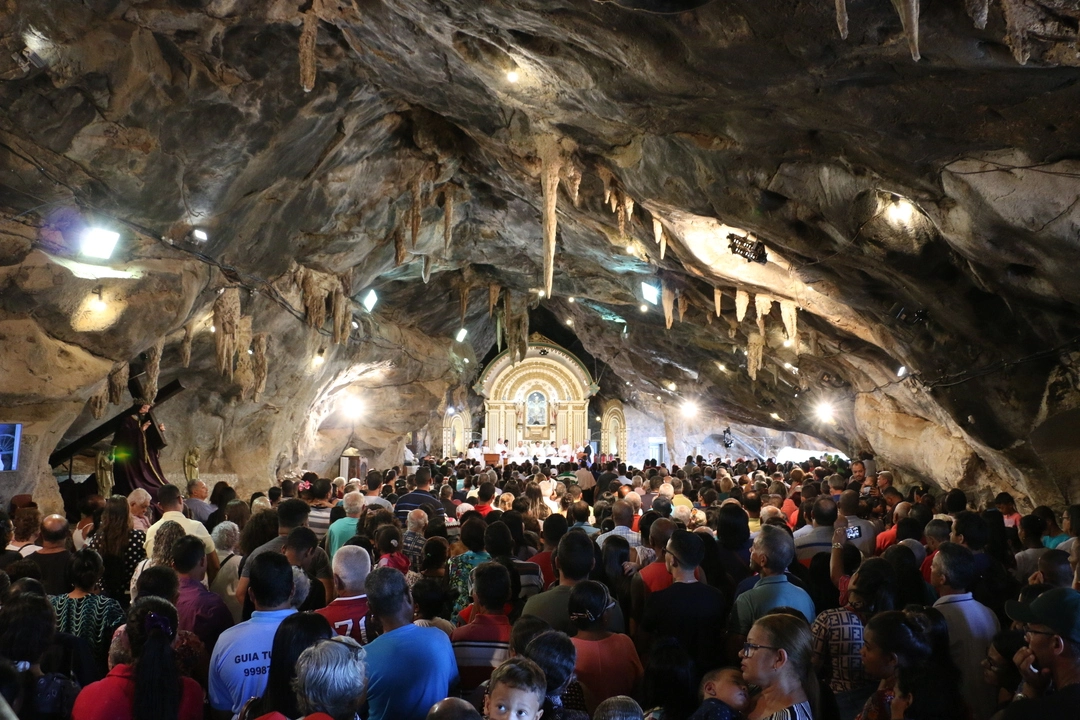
top-left (845, 525), bottom-right (862, 540)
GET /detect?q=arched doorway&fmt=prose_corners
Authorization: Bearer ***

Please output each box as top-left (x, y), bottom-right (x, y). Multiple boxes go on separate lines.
top-left (601, 402), bottom-right (628, 460)
top-left (441, 408), bottom-right (472, 459)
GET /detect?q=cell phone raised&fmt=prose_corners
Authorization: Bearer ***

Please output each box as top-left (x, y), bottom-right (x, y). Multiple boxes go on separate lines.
top-left (845, 525), bottom-right (862, 540)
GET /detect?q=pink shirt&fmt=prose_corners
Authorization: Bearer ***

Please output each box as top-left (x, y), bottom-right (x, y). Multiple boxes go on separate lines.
top-left (571, 633), bottom-right (643, 713)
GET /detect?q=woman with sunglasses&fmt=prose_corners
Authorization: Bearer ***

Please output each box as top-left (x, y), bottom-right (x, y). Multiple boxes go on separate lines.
top-left (568, 580), bottom-right (643, 713)
top-left (740, 612), bottom-right (816, 719)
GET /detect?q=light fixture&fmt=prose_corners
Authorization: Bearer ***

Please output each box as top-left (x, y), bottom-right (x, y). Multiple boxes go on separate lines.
top-left (568, 297), bottom-right (576, 303)
top-left (680, 401), bottom-right (698, 418)
top-left (210, 325), bottom-right (216, 333)
top-left (538, 290), bottom-right (546, 299)
top-left (247, 348), bottom-right (254, 355)
top-left (351, 320), bottom-right (359, 330)
top-left (897, 366), bottom-right (907, 377)
top-left (717, 363), bottom-right (727, 371)
top-left (192, 229), bottom-right (208, 242)
top-left (639, 304), bottom-right (648, 313)
top-left (783, 338), bottom-right (793, 347)
top-left (506, 70), bottom-right (520, 83)
top-left (89, 286), bottom-right (107, 312)
top-left (783, 362), bottom-right (793, 369)
top-left (727, 233), bottom-right (768, 264)
top-left (815, 402), bottom-right (835, 423)
top-left (667, 382), bottom-right (677, 391)
top-left (770, 412), bottom-right (782, 421)
top-left (564, 318), bottom-right (573, 327)
top-left (362, 289), bottom-right (378, 312)
top-left (641, 282), bottom-right (660, 305)
top-left (595, 416), bottom-right (601, 421)
top-left (313, 350), bottom-right (325, 367)
top-left (625, 244), bottom-right (635, 255)
top-left (80, 227), bottom-right (120, 260)
top-left (656, 395), bottom-right (662, 401)
top-left (447, 406), bottom-right (455, 415)
top-left (342, 396), bottom-right (363, 418)
top-left (455, 328), bottom-right (468, 342)
top-left (885, 196), bottom-right (917, 226)
top-left (625, 381), bottom-right (631, 385)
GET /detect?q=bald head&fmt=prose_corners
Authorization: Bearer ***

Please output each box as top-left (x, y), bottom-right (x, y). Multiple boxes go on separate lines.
top-left (611, 500), bottom-right (633, 528)
top-left (40, 514), bottom-right (70, 546)
top-left (893, 501), bottom-right (912, 522)
top-left (650, 517), bottom-right (676, 552)
top-left (407, 509), bottom-right (429, 532)
top-left (426, 697), bottom-right (481, 720)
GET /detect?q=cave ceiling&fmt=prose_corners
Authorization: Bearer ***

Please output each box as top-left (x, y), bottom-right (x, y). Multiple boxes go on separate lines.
top-left (2, 0), bottom-right (1080, 508)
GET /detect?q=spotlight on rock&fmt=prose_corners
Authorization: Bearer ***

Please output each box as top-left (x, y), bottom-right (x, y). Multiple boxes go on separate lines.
top-left (885, 196), bottom-right (917, 226)
top-left (770, 412), bottom-right (782, 421)
top-left (897, 366), bottom-right (908, 377)
top-left (81, 227), bottom-right (120, 260)
top-left (455, 328), bottom-right (468, 342)
top-left (568, 297), bottom-right (576, 303)
top-left (641, 282), bottom-right (660, 305)
top-left (639, 303), bottom-right (648, 313)
top-left (89, 286), bottom-right (106, 312)
top-left (362, 289), bottom-right (378, 312)
top-left (191, 229), bottom-right (209, 242)
top-left (506, 70), bottom-right (520, 83)
top-left (565, 318), bottom-right (574, 326)
top-left (815, 402), bottom-right (835, 423)
top-left (342, 396), bottom-right (363, 419)
top-left (681, 401), bottom-right (698, 418)
top-left (313, 350), bottom-right (325, 367)
top-left (783, 338), bottom-right (793, 347)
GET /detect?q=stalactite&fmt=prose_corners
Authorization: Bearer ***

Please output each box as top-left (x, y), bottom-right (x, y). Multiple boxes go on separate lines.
top-left (705, 310), bottom-right (712, 325)
top-left (394, 225), bottom-right (406, 266)
top-left (653, 217), bottom-right (663, 245)
top-left (488, 284), bottom-right (501, 317)
top-left (617, 195), bottom-right (627, 239)
top-left (180, 321), bottom-right (194, 368)
top-left (662, 283), bottom-right (675, 329)
top-left (625, 196), bottom-right (635, 221)
top-left (235, 316), bottom-right (255, 400)
top-left (213, 287), bottom-right (241, 380)
top-left (659, 232), bottom-right (667, 259)
top-left (331, 272), bottom-right (351, 345)
top-left (560, 159), bottom-right (582, 207)
top-left (410, 169), bottom-right (426, 248)
top-left (835, 0), bottom-right (849, 39)
top-left (145, 337), bottom-right (164, 401)
top-left (747, 332), bottom-right (765, 381)
top-left (735, 290), bottom-right (750, 322)
top-left (536, 135), bottom-right (563, 298)
top-left (443, 184), bottom-right (455, 250)
top-left (677, 293), bottom-right (688, 323)
top-left (299, 10), bottom-right (318, 92)
top-left (727, 317), bottom-right (738, 339)
top-left (89, 385), bottom-right (108, 419)
top-left (252, 333), bottom-right (269, 402)
top-left (890, 0), bottom-right (920, 61)
top-left (609, 188), bottom-right (619, 214)
top-left (780, 300), bottom-right (798, 342)
top-left (495, 309), bottom-right (504, 352)
top-left (460, 284), bottom-right (469, 327)
top-left (755, 294), bottom-right (774, 335)
top-left (108, 362), bottom-right (129, 405)
top-left (809, 329), bottom-right (819, 357)
top-left (598, 167), bottom-right (615, 208)
top-left (965, 0), bottom-right (988, 29)
top-left (504, 292), bottom-right (528, 363)
top-left (714, 287), bottom-right (723, 317)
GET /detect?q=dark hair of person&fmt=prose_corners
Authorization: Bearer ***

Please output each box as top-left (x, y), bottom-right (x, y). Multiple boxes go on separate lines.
top-left (0, 592), bottom-right (55, 665)
top-left (881, 544), bottom-right (930, 606)
top-left (170, 536), bottom-right (206, 575)
top-left (239, 510), bottom-right (279, 555)
top-left (716, 504), bottom-right (751, 550)
top-left (96, 495), bottom-right (133, 558)
top-left (952, 511), bottom-right (988, 551)
top-left (137, 565), bottom-right (180, 602)
top-left (7, 575), bottom-right (46, 598)
top-left (225, 499), bottom-right (251, 530)
top-left (541, 513), bottom-right (568, 548)
top-left (522, 630), bottom-right (577, 696)
top-left (412, 578), bottom-right (448, 619)
top-left (128, 596), bottom-right (182, 720)
top-left (248, 552), bottom-right (294, 608)
top-left (67, 547), bottom-right (104, 591)
top-left (284, 527), bottom-right (319, 554)
top-left (374, 524), bottom-right (402, 557)
top-left (510, 615), bottom-right (552, 654)
top-left (312, 479), bottom-right (332, 500)
top-left (277, 499), bottom-right (312, 530)
top-left (848, 558), bottom-right (897, 615)
top-left (988, 629), bottom-right (1026, 693)
top-left (639, 637), bottom-right (696, 720)
top-left (208, 482), bottom-right (234, 509)
top-left (601, 533), bottom-right (631, 594)
top-left (157, 485), bottom-right (182, 508)
top-left (865, 610), bottom-right (933, 670)
top-left (568, 580), bottom-right (610, 631)
top-left (421, 536), bottom-right (450, 572)
top-left (473, 562), bottom-right (512, 611)
top-left (460, 518), bottom-right (487, 553)
top-left (253, 612), bottom-right (333, 719)
top-left (556, 530), bottom-right (595, 582)
top-left (267, 487), bottom-right (282, 504)
top-left (484, 522), bottom-right (514, 558)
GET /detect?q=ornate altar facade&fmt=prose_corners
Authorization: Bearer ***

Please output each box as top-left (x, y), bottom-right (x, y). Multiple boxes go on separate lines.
top-left (474, 335), bottom-right (598, 452)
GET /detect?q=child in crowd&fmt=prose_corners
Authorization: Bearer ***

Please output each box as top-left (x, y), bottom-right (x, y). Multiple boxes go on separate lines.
top-left (484, 657), bottom-right (547, 720)
top-left (375, 525), bottom-right (410, 575)
top-left (688, 667), bottom-right (750, 720)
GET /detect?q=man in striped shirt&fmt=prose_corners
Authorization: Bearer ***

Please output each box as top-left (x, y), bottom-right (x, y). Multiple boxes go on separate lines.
top-left (394, 466), bottom-right (445, 523)
top-left (451, 561), bottom-right (512, 697)
top-left (305, 478), bottom-right (336, 541)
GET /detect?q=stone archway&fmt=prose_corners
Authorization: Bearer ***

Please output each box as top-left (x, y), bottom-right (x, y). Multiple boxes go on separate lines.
top-left (441, 407), bottom-right (472, 458)
top-left (601, 401), bottom-right (628, 459)
top-left (475, 334), bottom-right (597, 454)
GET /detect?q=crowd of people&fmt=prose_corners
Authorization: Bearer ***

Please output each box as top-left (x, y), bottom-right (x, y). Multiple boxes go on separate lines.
top-left (1, 454), bottom-right (1079, 720)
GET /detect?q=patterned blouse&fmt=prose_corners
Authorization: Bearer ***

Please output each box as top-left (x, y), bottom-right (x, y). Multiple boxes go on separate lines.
top-left (447, 549), bottom-right (491, 623)
top-left (811, 607), bottom-right (869, 693)
top-left (50, 594), bottom-right (126, 664)
top-left (87, 529), bottom-right (147, 605)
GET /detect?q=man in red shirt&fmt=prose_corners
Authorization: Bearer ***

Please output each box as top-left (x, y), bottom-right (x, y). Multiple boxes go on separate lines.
top-left (316, 545), bottom-right (376, 643)
top-left (530, 514), bottom-right (567, 590)
top-left (474, 482), bottom-right (496, 517)
top-left (629, 518), bottom-right (676, 634)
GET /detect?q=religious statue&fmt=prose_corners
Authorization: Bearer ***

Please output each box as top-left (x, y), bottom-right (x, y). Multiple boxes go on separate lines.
top-left (184, 447), bottom-right (201, 483)
top-left (526, 391), bottom-right (546, 426)
top-left (111, 398), bottom-right (168, 502)
top-left (95, 450), bottom-right (114, 497)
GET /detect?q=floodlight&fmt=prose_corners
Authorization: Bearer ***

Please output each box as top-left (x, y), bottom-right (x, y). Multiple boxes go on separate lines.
top-left (81, 228), bottom-right (120, 260)
top-left (681, 401), bottom-right (698, 418)
top-left (455, 328), bottom-right (468, 342)
top-left (897, 366), bottom-right (908, 377)
top-left (815, 402), bottom-right (835, 422)
top-left (642, 282), bottom-right (660, 305)
top-left (192, 229), bottom-right (208, 242)
top-left (342, 396), bottom-right (363, 418)
top-left (362, 289), bottom-right (378, 312)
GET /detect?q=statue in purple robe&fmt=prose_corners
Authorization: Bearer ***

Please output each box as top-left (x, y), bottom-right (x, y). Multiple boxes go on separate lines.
top-left (111, 401), bottom-right (168, 502)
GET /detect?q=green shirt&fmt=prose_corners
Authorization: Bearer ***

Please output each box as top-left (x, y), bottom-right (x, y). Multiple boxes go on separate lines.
top-left (326, 517), bottom-right (360, 560)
